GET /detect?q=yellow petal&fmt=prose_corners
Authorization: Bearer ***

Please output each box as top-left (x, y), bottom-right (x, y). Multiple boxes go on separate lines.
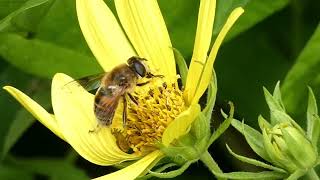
top-left (93, 150), bottom-right (163, 180)
top-left (3, 86), bottom-right (65, 140)
top-left (76, 0), bottom-right (136, 71)
top-left (185, 0), bottom-right (216, 102)
top-left (115, 0), bottom-right (176, 82)
top-left (51, 73), bottom-right (139, 166)
top-left (185, 7), bottom-right (244, 104)
top-left (162, 104), bottom-right (201, 146)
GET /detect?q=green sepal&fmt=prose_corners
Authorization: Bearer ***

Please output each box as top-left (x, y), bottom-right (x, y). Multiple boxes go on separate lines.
top-left (213, 171), bottom-right (287, 180)
top-left (190, 71), bottom-right (217, 151)
top-left (231, 120), bottom-right (270, 162)
top-left (263, 86), bottom-right (283, 112)
top-left (286, 169), bottom-right (307, 180)
top-left (146, 161), bottom-right (192, 179)
top-left (191, 70), bottom-right (217, 140)
top-left (206, 102), bottom-right (234, 149)
top-left (152, 163), bottom-right (177, 173)
top-left (307, 87), bottom-right (320, 148)
top-left (174, 133), bottom-right (196, 147)
top-left (137, 163), bottom-right (178, 179)
top-left (226, 144), bottom-right (286, 173)
top-left (172, 47), bottom-right (188, 86)
top-left (258, 115), bottom-right (272, 130)
top-left (281, 127), bottom-right (318, 169)
top-left (190, 112), bottom-right (210, 142)
top-left (263, 87), bottom-right (285, 124)
top-left (261, 128), bottom-right (297, 172)
top-left (271, 110), bottom-right (305, 134)
top-left (203, 70), bottom-right (217, 118)
top-left (158, 143), bottom-right (198, 165)
top-left (272, 82), bottom-right (286, 111)
top-left (190, 113), bottom-right (211, 153)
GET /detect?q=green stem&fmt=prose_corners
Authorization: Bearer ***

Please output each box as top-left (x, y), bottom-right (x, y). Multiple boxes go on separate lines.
top-left (200, 151), bottom-right (225, 180)
top-left (306, 168), bottom-right (319, 180)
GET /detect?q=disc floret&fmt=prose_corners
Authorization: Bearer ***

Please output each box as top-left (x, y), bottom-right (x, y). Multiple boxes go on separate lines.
top-left (113, 82), bottom-right (186, 154)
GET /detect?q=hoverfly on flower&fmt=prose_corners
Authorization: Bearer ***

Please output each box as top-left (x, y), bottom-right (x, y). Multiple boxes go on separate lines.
top-left (67, 56), bottom-right (163, 131)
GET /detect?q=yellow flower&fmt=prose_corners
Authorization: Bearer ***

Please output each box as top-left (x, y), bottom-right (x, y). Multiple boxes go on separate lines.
top-left (3, 0), bottom-right (243, 179)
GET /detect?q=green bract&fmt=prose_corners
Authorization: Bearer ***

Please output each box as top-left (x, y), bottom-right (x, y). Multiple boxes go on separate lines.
top-left (216, 82), bottom-right (320, 180)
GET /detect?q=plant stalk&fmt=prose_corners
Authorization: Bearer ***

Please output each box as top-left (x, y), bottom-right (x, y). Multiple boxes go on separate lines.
top-left (200, 151), bottom-right (225, 180)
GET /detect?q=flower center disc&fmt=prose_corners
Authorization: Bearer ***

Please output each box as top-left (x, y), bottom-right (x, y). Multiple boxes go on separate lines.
top-left (113, 82), bottom-right (185, 155)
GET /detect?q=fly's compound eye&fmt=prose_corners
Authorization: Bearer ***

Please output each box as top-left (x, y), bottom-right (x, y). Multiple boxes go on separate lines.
top-left (133, 61), bottom-right (147, 77)
top-left (128, 57), bottom-right (147, 77)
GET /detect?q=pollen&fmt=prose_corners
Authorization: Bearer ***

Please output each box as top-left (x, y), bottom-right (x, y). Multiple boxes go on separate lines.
top-left (113, 82), bottom-right (185, 155)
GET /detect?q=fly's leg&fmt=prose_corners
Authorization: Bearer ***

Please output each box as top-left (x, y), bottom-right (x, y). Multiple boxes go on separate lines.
top-left (122, 95), bottom-right (127, 127)
top-left (137, 81), bottom-right (150, 86)
top-left (128, 93), bottom-right (138, 105)
top-left (146, 72), bottom-right (164, 79)
top-left (138, 72), bottom-right (163, 86)
top-left (89, 124), bottom-right (101, 133)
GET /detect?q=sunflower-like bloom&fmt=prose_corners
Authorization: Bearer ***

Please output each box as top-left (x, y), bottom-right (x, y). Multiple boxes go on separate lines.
top-left (4, 0), bottom-right (243, 179)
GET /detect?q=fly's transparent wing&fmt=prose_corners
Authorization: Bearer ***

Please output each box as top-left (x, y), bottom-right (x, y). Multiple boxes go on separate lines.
top-left (63, 73), bottom-right (106, 92)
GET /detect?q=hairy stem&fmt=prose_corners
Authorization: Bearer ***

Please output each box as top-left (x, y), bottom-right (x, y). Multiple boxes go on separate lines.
top-left (200, 151), bottom-right (225, 180)
top-left (306, 168), bottom-right (319, 180)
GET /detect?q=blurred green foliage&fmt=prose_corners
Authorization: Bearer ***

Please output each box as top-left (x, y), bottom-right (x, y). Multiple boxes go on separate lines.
top-left (0, 0), bottom-right (319, 179)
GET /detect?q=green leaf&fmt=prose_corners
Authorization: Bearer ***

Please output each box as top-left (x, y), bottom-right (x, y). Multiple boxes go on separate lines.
top-left (282, 24), bottom-right (320, 117)
top-left (307, 87), bottom-right (320, 147)
top-left (2, 90), bottom-right (50, 158)
top-left (8, 157), bottom-right (89, 180)
top-left (172, 47), bottom-right (188, 86)
top-left (231, 119), bottom-right (270, 162)
top-left (0, 0), bottom-right (54, 32)
top-left (158, 0), bottom-right (198, 57)
top-left (0, 65), bottom-right (49, 158)
top-left (35, 0), bottom-right (92, 55)
top-left (213, 171), bottom-right (287, 180)
top-left (0, 164), bottom-right (33, 180)
top-left (225, 0), bottom-right (290, 41)
top-left (0, 0), bottom-right (27, 18)
top-left (159, 0), bottom-right (290, 57)
top-left (216, 27), bottom-right (291, 127)
top-left (0, 33), bottom-right (102, 78)
top-left (226, 144), bottom-right (286, 173)
top-left (213, 0), bottom-right (250, 38)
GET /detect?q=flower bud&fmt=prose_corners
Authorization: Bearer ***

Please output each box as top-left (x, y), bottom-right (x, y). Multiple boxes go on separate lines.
top-left (262, 122), bottom-right (317, 172)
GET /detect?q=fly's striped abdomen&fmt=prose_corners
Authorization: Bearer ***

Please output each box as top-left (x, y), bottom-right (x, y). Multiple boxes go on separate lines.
top-left (94, 87), bottom-right (121, 126)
